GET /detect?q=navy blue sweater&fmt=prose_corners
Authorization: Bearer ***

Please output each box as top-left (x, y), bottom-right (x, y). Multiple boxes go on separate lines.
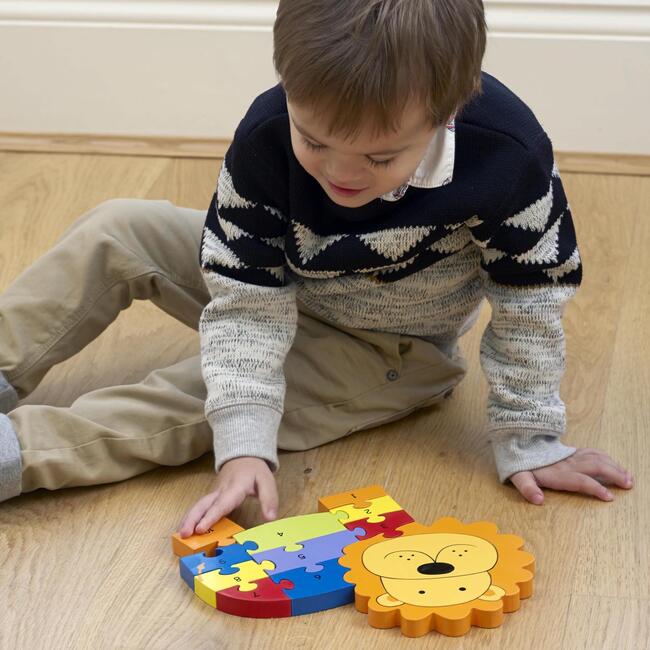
top-left (201, 71), bottom-right (582, 289)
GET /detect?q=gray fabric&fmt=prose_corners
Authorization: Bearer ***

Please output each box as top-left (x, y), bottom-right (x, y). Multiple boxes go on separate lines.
top-left (490, 427), bottom-right (577, 484)
top-left (0, 413), bottom-right (22, 501)
top-left (207, 403), bottom-right (283, 473)
top-left (0, 371), bottom-right (18, 413)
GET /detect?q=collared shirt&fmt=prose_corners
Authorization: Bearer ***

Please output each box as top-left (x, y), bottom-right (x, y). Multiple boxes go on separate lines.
top-left (380, 118), bottom-right (456, 202)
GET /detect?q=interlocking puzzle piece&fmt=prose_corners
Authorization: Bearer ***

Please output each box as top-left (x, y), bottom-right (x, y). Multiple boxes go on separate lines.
top-left (171, 517), bottom-right (244, 557)
top-left (216, 576), bottom-right (294, 618)
top-left (330, 495), bottom-right (403, 524)
top-left (179, 541), bottom-right (259, 589)
top-left (254, 527), bottom-right (365, 575)
top-left (347, 509), bottom-right (415, 540)
top-left (233, 511), bottom-right (348, 554)
top-left (194, 559), bottom-right (276, 608)
top-left (270, 558), bottom-right (355, 616)
top-left (318, 485), bottom-right (387, 512)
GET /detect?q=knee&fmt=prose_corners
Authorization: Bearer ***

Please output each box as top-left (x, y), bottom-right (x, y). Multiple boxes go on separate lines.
top-left (53, 199), bottom-right (177, 278)
top-left (71, 198), bottom-right (173, 241)
top-left (69, 198), bottom-right (174, 241)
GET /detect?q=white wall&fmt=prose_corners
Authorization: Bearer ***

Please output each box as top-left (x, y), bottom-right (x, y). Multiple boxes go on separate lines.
top-left (0, 0), bottom-right (648, 154)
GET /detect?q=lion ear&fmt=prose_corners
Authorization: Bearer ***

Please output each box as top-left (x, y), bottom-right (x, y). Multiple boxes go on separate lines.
top-left (377, 593), bottom-right (403, 608)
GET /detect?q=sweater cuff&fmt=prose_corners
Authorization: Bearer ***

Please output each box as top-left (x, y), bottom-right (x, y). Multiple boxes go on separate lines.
top-left (489, 427), bottom-right (577, 484)
top-left (207, 404), bottom-right (282, 473)
top-left (0, 413), bottom-right (22, 501)
top-left (0, 371), bottom-right (18, 413)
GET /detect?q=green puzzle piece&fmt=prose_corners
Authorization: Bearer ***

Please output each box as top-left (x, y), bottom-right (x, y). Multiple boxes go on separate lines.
top-left (233, 511), bottom-right (349, 553)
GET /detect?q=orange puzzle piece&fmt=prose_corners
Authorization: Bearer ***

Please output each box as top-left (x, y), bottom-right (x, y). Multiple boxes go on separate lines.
top-left (171, 517), bottom-right (244, 557)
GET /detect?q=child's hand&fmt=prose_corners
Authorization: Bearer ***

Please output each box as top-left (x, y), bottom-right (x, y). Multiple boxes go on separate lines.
top-left (177, 456), bottom-right (278, 538)
top-left (509, 447), bottom-right (634, 505)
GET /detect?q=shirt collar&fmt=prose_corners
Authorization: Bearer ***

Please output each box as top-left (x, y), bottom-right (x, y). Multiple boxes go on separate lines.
top-left (380, 118), bottom-right (456, 202)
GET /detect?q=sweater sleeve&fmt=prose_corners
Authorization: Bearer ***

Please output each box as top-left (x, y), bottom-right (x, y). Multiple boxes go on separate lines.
top-left (467, 131), bottom-right (583, 484)
top-left (198, 137), bottom-right (297, 473)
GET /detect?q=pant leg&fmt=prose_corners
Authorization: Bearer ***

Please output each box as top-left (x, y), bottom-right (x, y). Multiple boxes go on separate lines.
top-left (0, 198), bottom-right (209, 399)
top-left (279, 300), bottom-right (468, 452)
top-left (10, 304), bottom-right (467, 494)
top-left (13, 355), bottom-right (212, 492)
top-left (0, 198), bottom-right (214, 495)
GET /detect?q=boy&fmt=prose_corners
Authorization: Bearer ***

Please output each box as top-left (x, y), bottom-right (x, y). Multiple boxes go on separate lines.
top-left (0, 0), bottom-right (633, 534)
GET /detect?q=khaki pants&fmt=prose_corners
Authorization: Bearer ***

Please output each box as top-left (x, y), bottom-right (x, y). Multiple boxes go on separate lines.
top-left (0, 199), bottom-right (467, 493)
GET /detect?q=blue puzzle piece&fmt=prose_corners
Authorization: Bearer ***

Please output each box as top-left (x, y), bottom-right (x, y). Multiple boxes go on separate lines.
top-left (269, 558), bottom-right (354, 616)
top-left (254, 527), bottom-right (365, 575)
top-left (179, 541), bottom-right (259, 589)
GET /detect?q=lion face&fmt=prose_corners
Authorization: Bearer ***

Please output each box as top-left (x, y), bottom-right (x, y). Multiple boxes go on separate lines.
top-left (362, 533), bottom-right (499, 607)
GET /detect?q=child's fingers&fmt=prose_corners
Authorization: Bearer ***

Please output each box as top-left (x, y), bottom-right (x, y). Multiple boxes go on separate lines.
top-left (509, 471), bottom-right (544, 505)
top-left (537, 470), bottom-right (614, 501)
top-left (571, 449), bottom-right (633, 485)
top-left (178, 488), bottom-right (222, 537)
top-left (195, 487), bottom-right (244, 534)
top-left (580, 456), bottom-right (633, 488)
top-left (255, 470), bottom-right (279, 520)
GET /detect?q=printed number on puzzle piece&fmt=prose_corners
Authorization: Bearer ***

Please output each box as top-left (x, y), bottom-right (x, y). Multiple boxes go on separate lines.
top-left (346, 509), bottom-right (415, 539)
top-left (270, 558), bottom-right (354, 616)
top-left (194, 558), bottom-right (276, 608)
top-left (317, 485), bottom-right (387, 512)
top-left (179, 541), bottom-right (259, 589)
top-left (330, 495), bottom-right (403, 524)
top-left (254, 527), bottom-right (365, 575)
top-left (233, 511), bottom-right (348, 554)
top-left (216, 576), bottom-right (294, 618)
top-left (171, 517), bottom-right (244, 557)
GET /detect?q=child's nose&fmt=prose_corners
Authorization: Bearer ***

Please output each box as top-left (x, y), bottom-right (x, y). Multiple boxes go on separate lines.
top-left (327, 160), bottom-right (365, 183)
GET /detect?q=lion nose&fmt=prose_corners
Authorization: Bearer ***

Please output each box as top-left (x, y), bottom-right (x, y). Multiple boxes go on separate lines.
top-left (417, 562), bottom-right (455, 575)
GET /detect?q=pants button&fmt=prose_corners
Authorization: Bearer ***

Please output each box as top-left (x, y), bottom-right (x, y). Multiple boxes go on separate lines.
top-left (386, 369), bottom-right (399, 381)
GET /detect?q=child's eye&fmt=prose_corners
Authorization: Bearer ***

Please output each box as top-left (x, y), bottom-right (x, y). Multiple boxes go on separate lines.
top-left (302, 137), bottom-right (324, 152)
top-left (368, 157), bottom-right (395, 169)
top-left (301, 137), bottom-right (395, 169)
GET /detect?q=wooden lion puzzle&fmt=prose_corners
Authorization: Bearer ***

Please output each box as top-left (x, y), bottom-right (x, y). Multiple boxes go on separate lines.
top-left (170, 485), bottom-right (534, 637)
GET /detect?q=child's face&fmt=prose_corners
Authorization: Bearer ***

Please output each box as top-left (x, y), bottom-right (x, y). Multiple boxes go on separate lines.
top-left (287, 98), bottom-right (438, 208)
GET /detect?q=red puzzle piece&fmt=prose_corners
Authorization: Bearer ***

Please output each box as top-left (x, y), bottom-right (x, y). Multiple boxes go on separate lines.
top-left (216, 577), bottom-right (294, 618)
top-left (346, 509), bottom-right (415, 539)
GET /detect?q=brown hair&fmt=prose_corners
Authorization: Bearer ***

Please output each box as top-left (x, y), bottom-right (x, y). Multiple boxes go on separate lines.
top-left (273, 0), bottom-right (487, 141)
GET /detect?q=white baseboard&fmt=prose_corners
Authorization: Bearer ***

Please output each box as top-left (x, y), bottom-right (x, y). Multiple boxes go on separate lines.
top-left (0, 1), bottom-right (648, 154)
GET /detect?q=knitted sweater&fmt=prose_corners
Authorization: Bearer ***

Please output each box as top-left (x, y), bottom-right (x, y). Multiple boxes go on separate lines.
top-left (198, 71), bottom-right (582, 484)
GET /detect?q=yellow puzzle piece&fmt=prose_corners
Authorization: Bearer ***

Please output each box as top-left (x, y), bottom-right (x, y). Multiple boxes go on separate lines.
top-left (194, 559), bottom-right (276, 607)
top-left (329, 495), bottom-right (402, 524)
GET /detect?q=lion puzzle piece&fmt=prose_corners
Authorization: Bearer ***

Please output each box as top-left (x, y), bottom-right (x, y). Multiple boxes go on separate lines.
top-left (170, 485), bottom-right (535, 637)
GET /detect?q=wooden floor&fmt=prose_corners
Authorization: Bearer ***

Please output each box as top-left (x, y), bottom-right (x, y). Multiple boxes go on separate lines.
top-left (0, 151), bottom-right (647, 649)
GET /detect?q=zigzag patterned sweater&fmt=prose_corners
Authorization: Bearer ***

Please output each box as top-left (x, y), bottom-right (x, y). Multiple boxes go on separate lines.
top-left (198, 71), bottom-right (583, 484)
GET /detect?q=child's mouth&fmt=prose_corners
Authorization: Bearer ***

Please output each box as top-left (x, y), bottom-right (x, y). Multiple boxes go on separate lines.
top-left (328, 181), bottom-right (366, 196)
